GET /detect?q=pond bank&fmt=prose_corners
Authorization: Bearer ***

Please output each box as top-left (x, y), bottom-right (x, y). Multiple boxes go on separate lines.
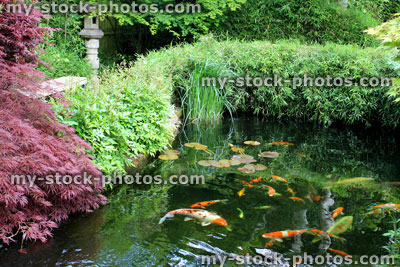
top-left (2, 117), bottom-right (399, 266)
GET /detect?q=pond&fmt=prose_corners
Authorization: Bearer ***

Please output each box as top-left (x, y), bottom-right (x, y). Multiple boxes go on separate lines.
top-left (1, 118), bottom-right (400, 267)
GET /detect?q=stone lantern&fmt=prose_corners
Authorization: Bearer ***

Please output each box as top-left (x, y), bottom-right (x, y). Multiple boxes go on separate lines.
top-left (79, 16), bottom-right (104, 73)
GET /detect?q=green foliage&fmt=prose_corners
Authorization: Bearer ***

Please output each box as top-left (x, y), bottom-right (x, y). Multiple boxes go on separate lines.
top-left (213, 0), bottom-right (380, 47)
top-left (95, 0), bottom-right (247, 37)
top-left (383, 212), bottom-right (400, 260)
top-left (132, 37), bottom-right (400, 127)
top-left (366, 15), bottom-right (400, 101)
top-left (178, 60), bottom-right (234, 124)
top-left (50, 38), bottom-right (400, 176)
top-left (38, 12), bottom-right (90, 78)
top-left (50, 62), bottom-right (175, 175)
top-left (349, 0), bottom-right (400, 22)
top-left (38, 44), bottom-right (92, 78)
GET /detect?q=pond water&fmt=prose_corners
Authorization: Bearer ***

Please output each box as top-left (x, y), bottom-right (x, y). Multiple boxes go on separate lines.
top-left (1, 118), bottom-right (400, 267)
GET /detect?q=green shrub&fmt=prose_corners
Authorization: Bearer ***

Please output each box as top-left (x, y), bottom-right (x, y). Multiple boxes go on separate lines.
top-left (349, 0), bottom-right (400, 22)
top-left (38, 43), bottom-right (92, 78)
top-left (50, 63), bottom-right (175, 175)
top-left (51, 38), bottom-right (400, 176)
top-left (134, 38), bottom-right (400, 127)
top-left (38, 13), bottom-right (91, 78)
top-left (213, 0), bottom-right (380, 46)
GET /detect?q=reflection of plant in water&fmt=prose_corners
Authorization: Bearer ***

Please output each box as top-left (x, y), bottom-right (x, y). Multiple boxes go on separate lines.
top-left (383, 212), bottom-right (400, 260)
top-left (101, 186), bottom-right (171, 248)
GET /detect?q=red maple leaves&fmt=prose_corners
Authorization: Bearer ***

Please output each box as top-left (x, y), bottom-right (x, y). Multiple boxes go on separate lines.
top-left (0, 0), bottom-right (107, 244)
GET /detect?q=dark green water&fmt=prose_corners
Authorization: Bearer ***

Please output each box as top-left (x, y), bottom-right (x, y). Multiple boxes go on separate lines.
top-left (1, 118), bottom-right (400, 266)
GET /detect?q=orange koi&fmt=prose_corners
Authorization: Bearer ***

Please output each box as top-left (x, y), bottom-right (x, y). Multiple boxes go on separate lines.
top-left (374, 203), bottom-right (400, 209)
top-left (265, 240), bottom-right (275, 248)
top-left (250, 176), bottom-right (262, 184)
top-left (287, 187), bottom-right (295, 196)
top-left (328, 248), bottom-right (352, 258)
top-left (332, 207), bottom-right (344, 219)
top-left (289, 197), bottom-right (305, 202)
top-left (159, 209), bottom-right (228, 226)
top-left (241, 180), bottom-right (253, 188)
top-left (311, 194), bottom-right (323, 202)
top-left (190, 199), bottom-right (228, 208)
top-left (271, 175), bottom-right (288, 183)
top-left (265, 185), bottom-right (278, 196)
top-left (365, 209), bottom-right (383, 216)
top-left (262, 229), bottom-right (306, 239)
top-left (269, 142), bottom-right (294, 145)
top-left (297, 153), bottom-right (306, 157)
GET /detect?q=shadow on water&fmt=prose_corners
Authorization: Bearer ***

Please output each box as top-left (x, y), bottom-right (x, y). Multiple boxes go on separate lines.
top-left (1, 118), bottom-right (400, 266)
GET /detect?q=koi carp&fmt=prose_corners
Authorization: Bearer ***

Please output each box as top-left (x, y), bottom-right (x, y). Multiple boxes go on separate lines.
top-left (328, 248), bottom-right (352, 258)
top-left (238, 188), bottom-right (245, 197)
top-left (159, 209), bottom-right (228, 227)
top-left (271, 175), bottom-right (288, 183)
top-left (332, 207), bottom-right (344, 219)
top-left (190, 199), bottom-right (228, 208)
top-left (289, 197), bottom-right (305, 202)
top-left (250, 176), bottom-right (262, 184)
top-left (262, 229), bottom-right (306, 240)
top-left (265, 185), bottom-right (279, 197)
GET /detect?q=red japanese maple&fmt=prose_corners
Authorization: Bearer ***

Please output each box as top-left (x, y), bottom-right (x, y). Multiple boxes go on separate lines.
top-left (0, 0), bottom-right (106, 244)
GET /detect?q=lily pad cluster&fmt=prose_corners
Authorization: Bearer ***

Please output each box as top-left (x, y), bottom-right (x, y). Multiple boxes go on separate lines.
top-left (158, 150), bottom-right (181, 160)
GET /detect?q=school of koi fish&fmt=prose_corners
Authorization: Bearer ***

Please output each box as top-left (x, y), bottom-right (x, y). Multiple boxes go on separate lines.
top-left (158, 140), bottom-right (399, 259)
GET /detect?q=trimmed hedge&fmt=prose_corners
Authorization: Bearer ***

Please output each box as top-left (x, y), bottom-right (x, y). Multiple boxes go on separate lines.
top-left (133, 38), bottom-right (400, 127)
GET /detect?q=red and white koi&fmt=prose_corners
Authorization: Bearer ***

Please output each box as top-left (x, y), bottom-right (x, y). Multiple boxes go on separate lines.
top-left (262, 229), bottom-right (307, 240)
top-left (265, 185), bottom-right (279, 197)
top-left (159, 209), bottom-right (228, 226)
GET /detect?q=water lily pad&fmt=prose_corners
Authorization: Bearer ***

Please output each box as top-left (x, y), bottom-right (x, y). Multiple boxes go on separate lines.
top-left (238, 165), bottom-right (255, 174)
top-left (229, 159), bottom-right (242, 166)
top-left (158, 153), bottom-right (179, 160)
top-left (244, 140), bottom-right (261, 146)
top-left (253, 164), bottom-right (267, 171)
top-left (258, 151), bottom-right (280, 158)
top-left (229, 144), bottom-right (245, 153)
top-left (184, 142), bottom-right (208, 150)
top-left (164, 150), bottom-right (180, 155)
top-left (198, 160), bottom-right (219, 167)
top-left (218, 159), bottom-right (231, 167)
top-left (243, 164), bottom-right (267, 171)
top-left (232, 154), bottom-right (256, 164)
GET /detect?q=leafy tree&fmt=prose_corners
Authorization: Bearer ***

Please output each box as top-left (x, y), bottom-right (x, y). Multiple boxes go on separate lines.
top-left (0, 0), bottom-right (106, 244)
top-left (102, 0), bottom-right (247, 37)
top-left (366, 14), bottom-right (400, 101)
